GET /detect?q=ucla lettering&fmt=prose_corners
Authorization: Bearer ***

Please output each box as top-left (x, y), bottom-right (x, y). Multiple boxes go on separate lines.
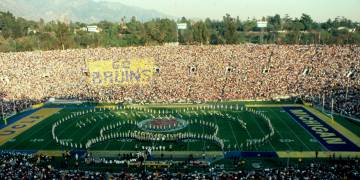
top-left (21, 120), bottom-right (37, 123)
top-left (0, 108), bottom-right (62, 145)
top-left (12, 124), bottom-right (26, 129)
top-left (0, 130), bottom-right (16, 136)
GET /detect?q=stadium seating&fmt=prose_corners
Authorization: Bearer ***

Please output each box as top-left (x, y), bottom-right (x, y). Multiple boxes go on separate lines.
top-left (1, 45), bottom-right (359, 118)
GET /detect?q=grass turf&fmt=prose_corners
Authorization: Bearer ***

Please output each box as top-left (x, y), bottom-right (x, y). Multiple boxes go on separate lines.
top-left (1, 102), bottom-right (330, 153)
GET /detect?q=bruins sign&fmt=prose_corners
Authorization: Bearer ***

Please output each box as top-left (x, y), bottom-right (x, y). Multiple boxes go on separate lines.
top-left (86, 58), bottom-right (155, 86)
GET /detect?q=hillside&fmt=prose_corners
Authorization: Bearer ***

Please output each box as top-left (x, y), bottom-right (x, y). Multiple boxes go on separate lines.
top-left (0, 0), bottom-right (172, 22)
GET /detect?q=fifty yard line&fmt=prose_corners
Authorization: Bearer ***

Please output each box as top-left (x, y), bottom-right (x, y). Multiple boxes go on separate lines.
top-left (271, 108), bottom-right (312, 151)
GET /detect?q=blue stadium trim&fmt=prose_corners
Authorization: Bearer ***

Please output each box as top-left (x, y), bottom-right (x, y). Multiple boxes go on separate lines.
top-left (284, 107), bottom-right (359, 151)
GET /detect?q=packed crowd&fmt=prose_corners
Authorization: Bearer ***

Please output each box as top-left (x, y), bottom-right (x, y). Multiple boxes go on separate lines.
top-left (308, 86), bottom-right (360, 118)
top-left (0, 45), bottom-right (359, 118)
top-left (1, 152), bottom-right (359, 179)
top-left (334, 87), bottom-right (360, 118)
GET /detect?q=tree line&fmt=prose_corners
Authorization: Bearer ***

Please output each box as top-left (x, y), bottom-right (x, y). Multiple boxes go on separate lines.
top-left (0, 11), bottom-right (359, 52)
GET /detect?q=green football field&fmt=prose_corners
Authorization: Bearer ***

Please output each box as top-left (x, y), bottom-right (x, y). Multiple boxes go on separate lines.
top-left (1, 101), bottom-right (360, 158)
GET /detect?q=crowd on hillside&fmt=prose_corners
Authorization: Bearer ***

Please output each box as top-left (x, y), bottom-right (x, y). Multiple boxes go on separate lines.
top-left (0, 152), bottom-right (359, 179)
top-left (0, 45), bottom-right (359, 118)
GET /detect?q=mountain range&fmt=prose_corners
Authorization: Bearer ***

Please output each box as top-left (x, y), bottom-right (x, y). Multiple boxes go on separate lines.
top-left (0, 0), bottom-right (173, 23)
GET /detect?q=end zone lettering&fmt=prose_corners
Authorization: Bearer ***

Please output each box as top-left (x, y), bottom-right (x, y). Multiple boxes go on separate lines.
top-left (291, 110), bottom-right (344, 144)
top-left (283, 107), bottom-right (359, 151)
top-left (0, 108), bottom-right (61, 145)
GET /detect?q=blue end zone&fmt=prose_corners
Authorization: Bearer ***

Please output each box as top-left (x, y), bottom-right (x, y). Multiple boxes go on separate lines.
top-left (284, 107), bottom-right (359, 151)
top-left (0, 109), bottom-right (38, 130)
top-left (224, 151), bottom-right (278, 158)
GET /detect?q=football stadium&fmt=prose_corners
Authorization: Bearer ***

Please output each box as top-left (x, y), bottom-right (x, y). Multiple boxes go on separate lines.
top-left (1, 0), bottom-right (360, 179)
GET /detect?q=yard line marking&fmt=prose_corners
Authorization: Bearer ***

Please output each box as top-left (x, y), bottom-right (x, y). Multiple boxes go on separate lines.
top-left (270, 110), bottom-right (304, 150)
top-left (251, 112), bottom-right (277, 152)
top-left (241, 111), bottom-right (259, 151)
top-left (3, 109), bottom-right (63, 150)
top-left (40, 111), bottom-right (83, 149)
top-left (273, 108), bottom-right (313, 151)
top-left (225, 115), bottom-right (241, 150)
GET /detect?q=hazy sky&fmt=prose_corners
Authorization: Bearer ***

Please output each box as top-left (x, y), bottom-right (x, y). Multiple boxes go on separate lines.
top-left (97, 0), bottom-right (360, 22)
